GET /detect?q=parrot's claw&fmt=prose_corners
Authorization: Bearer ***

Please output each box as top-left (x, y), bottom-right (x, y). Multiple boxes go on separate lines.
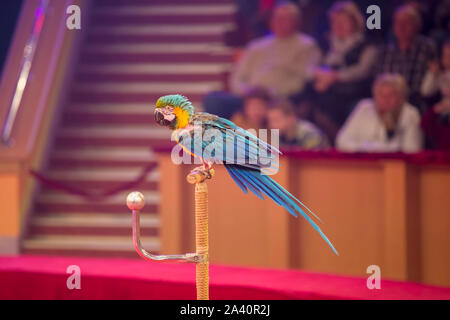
top-left (192, 166), bottom-right (215, 179)
top-left (187, 165), bottom-right (215, 184)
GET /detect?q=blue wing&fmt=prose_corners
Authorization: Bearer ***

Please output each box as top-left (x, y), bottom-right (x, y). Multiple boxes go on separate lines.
top-left (173, 112), bottom-right (338, 255)
top-left (173, 112), bottom-right (280, 172)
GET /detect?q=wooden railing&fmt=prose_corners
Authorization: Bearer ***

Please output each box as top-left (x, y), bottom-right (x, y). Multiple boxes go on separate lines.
top-left (155, 147), bottom-right (450, 287)
top-left (0, 0), bottom-right (89, 254)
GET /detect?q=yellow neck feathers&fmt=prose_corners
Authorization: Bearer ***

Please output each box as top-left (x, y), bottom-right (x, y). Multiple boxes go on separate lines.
top-left (173, 107), bottom-right (190, 129)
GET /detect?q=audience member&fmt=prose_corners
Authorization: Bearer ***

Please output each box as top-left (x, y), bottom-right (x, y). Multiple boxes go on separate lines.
top-left (229, 2), bottom-right (321, 98)
top-left (231, 87), bottom-right (271, 131)
top-left (428, 0), bottom-right (450, 48)
top-left (376, 4), bottom-right (438, 111)
top-left (421, 40), bottom-right (450, 149)
top-left (204, 2), bottom-right (321, 119)
top-left (336, 73), bottom-right (423, 153)
top-left (308, 1), bottom-right (378, 144)
top-left (421, 40), bottom-right (450, 100)
top-left (268, 100), bottom-right (329, 149)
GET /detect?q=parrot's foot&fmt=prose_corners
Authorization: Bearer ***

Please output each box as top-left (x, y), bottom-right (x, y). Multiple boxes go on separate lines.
top-left (192, 165), bottom-right (215, 179)
top-left (187, 166), bottom-right (215, 184)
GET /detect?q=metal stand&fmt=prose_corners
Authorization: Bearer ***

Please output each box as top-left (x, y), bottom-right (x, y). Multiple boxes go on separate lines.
top-left (127, 167), bottom-right (214, 300)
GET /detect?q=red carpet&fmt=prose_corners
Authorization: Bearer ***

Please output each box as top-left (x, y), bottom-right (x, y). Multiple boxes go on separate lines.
top-left (1, 255), bottom-right (450, 300)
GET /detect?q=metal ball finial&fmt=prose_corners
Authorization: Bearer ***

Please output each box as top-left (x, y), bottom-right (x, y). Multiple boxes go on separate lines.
top-left (127, 191), bottom-right (145, 211)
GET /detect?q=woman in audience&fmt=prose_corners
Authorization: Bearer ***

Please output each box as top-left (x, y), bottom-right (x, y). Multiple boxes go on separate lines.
top-left (421, 40), bottom-right (450, 149)
top-left (421, 40), bottom-right (450, 101)
top-left (336, 73), bottom-right (423, 153)
top-left (310, 1), bottom-right (378, 143)
top-left (268, 99), bottom-right (329, 149)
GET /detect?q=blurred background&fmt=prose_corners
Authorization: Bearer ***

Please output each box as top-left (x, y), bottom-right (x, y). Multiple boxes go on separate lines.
top-left (0, 0), bottom-right (449, 289)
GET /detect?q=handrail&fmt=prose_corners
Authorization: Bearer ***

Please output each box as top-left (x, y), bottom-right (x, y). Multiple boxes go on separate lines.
top-left (1, 0), bottom-right (49, 146)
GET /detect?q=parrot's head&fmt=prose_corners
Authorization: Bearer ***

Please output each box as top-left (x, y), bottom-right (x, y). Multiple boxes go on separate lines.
top-left (154, 94), bottom-right (194, 130)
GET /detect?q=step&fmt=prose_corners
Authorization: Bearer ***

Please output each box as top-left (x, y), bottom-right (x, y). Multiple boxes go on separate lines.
top-left (28, 213), bottom-right (158, 237)
top-left (35, 190), bottom-right (159, 214)
top-left (92, 13), bottom-right (234, 25)
top-left (80, 52), bottom-right (233, 64)
top-left (64, 102), bottom-right (202, 115)
top-left (76, 62), bottom-right (230, 84)
top-left (22, 234), bottom-right (159, 253)
top-left (36, 190), bottom-right (159, 205)
top-left (94, 0), bottom-right (233, 6)
top-left (69, 91), bottom-right (205, 104)
top-left (83, 43), bottom-right (232, 55)
top-left (32, 213), bottom-right (158, 227)
top-left (87, 33), bottom-right (224, 44)
top-left (58, 125), bottom-right (171, 138)
top-left (75, 73), bottom-right (227, 83)
top-left (72, 82), bottom-right (223, 95)
top-left (69, 81), bottom-right (217, 104)
top-left (78, 62), bottom-right (231, 75)
top-left (35, 202), bottom-right (158, 215)
top-left (93, 4), bottom-right (235, 16)
top-left (91, 3), bottom-right (235, 25)
top-left (61, 102), bottom-right (204, 125)
top-left (45, 166), bottom-right (159, 181)
top-left (89, 23), bottom-right (235, 36)
top-left (54, 125), bottom-right (173, 147)
top-left (50, 146), bottom-right (158, 168)
top-left (41, 166), bottom-right (158, 190)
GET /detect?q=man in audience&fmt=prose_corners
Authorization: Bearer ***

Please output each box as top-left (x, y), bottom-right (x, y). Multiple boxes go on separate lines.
top-left (230, 1), bottom-right (321, 98)
top-left (336, 73), bottom-right (423, 153)
top-left (268, 99), bottom-right (329, 149)
top-left (204, 2), bottom-right (321, 119)
top-left (376, 4), bottom-right (438, 111)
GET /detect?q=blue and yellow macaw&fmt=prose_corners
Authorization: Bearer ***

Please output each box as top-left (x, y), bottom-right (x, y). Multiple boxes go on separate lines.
top-left (154, 94), bottom-right (338, 255)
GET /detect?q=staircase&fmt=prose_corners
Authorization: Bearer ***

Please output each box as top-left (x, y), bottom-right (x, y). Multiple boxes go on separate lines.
top-left (22, 0), bottom-right (235, 257)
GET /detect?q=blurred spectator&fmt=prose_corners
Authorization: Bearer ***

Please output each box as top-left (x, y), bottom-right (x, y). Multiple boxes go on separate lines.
top-left (308, 1), bottom-right (377, 143)
top-left (231, 87), bottom-right (271, 130)
top-left (227, 0), bottom-right (266, 46)
top-left (204, 2), bottom-right (321, 119)
top-left (376, 4), bottom-right (438, 111)
top-left (421, 40), bottom-right (450, 100)
top-left (336, 73), bottom-right (423, 153)
top-left (203, 91), bottom-right (243, 120)
top-left (268, 100), bottom-right (329, 149)
top-left (230, 1), bottom-right (321, 98)
top-left (421, 101), bottom-right (450, 150)
top-left (428, 0), bottom-right (450, 48)
top-left (421, 40), bottom-right (450, 150)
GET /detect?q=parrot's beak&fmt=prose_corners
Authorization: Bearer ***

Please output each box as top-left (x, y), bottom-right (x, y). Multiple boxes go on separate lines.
top-left (154, 107), bottom-right (176, 128)
top-left (154, 109), bottom-right (164, 123)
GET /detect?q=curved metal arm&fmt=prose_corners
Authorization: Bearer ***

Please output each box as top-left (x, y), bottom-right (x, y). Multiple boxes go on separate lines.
top-left (127, 191), bottom-right (205, 263)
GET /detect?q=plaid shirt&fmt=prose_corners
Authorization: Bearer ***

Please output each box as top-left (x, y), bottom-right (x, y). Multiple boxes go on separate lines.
top-left (376, 35), bottom-right (437, 95)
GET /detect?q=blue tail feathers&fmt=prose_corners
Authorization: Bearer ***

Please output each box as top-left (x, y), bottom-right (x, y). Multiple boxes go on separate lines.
top-left (225, 164), bottom-right (339, 255)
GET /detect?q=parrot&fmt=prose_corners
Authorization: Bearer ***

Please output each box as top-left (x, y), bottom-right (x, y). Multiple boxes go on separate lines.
top-left (154, 94), bottom-right (338, 255)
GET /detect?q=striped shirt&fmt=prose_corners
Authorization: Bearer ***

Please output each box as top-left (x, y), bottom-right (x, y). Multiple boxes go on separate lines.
top-left (376, 35), bottom-right (437, 96)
